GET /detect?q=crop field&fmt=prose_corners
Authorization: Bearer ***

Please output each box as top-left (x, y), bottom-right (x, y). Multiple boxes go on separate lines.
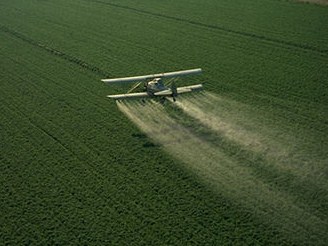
top-left (1, 0), bottom-right (328, 245)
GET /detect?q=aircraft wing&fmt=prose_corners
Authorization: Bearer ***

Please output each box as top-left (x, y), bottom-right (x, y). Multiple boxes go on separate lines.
top-left (154, 89), bottom-right (173, 96)
top-left (177, 84), bottom-right (203, 94)
top-left (102, 68), bottom-right (202, 84)
top-left (107, 92), bottom-right (149, 100)
top-left (107, 84), bottom-right (203, 99)
top-left (154, 84), bottom-right (203, 96)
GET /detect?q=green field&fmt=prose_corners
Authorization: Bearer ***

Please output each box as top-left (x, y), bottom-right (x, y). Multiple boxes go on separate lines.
top-left (1, 0), bottom-right (328, 244)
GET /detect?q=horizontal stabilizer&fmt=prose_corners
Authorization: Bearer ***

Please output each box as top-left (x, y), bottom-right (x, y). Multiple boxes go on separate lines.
top-left (102, 68), bottom-right (202, 84)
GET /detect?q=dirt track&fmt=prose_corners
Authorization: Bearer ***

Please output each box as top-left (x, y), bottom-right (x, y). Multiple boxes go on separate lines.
top-left (297, 0), bottom-right (328, 5)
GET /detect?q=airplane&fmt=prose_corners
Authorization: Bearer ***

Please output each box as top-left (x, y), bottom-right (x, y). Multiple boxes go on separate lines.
top-left (102, 68), bottom-right (203, 102)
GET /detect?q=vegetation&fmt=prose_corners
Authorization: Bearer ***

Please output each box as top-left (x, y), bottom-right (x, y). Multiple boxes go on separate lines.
top-left (0, 0), bottom-right (327, 244)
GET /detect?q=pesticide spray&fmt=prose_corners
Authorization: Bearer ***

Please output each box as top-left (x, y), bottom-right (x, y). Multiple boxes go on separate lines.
top-left (116, 95), bottom-right (327, 244)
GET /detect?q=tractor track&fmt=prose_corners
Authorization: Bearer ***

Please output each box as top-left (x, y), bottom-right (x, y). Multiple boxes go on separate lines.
top-left (0, 25), bottom-right (109, 77)
top-left (87, 0), bottom-right (328, 56)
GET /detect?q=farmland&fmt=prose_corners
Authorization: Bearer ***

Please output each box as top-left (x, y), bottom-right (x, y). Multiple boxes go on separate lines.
top-left (1, 0), bottom-right (328, 245)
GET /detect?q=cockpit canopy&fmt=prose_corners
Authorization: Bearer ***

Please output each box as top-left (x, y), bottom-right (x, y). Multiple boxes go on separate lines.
top-left (153, 78), bottom-right (163, 84)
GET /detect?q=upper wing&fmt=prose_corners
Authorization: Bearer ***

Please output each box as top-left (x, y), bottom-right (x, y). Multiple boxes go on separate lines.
top-left (107, 92), bottom-right (149, 100)
top-left (102, 68), bottom-right (202, 84)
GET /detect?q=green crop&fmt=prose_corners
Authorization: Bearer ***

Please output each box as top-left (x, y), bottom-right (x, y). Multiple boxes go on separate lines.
top-left (1, 0), bottom-right (327, 245)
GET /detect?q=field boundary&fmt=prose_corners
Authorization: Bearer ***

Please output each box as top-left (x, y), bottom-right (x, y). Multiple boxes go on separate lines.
top-left (87, 0), bottom-right (328, 56)
top-left (0, 25), bottom-right (108, 77)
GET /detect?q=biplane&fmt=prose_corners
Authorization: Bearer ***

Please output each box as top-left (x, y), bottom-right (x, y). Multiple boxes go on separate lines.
top-left (102, 68), bottom-right (203, 102)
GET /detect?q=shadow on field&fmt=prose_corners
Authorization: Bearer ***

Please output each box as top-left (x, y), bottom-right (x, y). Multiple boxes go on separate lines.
top-left (116, 92), bottom-right (328, 244)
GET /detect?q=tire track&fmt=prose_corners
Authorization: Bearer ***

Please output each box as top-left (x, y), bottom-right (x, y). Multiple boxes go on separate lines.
top-left (87, 0), bottom-right (328, 56)
top-left (0, 25), bottom-right (108, 77)
top-left (0, 30), bottom-right (123, 123)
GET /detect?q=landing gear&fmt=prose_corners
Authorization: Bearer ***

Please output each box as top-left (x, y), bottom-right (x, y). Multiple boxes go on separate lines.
top-left (160, 97), bottom-right (166, 104)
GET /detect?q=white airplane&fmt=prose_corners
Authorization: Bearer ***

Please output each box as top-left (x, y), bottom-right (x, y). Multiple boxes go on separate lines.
top-left (102, 68), bottom-right (203, 102)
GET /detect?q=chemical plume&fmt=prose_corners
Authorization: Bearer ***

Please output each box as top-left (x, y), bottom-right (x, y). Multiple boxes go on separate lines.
top-left (175, 93), bottom-right (328, 181)
top-left (116, 99), bottom-right (327, 244)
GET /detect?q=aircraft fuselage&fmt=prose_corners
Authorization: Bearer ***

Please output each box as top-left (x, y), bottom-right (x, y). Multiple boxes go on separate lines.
top-left (145, 78), bottom-right (167, 95)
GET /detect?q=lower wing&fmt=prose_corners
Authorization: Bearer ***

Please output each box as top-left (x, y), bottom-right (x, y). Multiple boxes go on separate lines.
top-left (177, 84), bottom-right (203, 94)
top-left (154, 84), bottom-right (203, 96)
top-left (107, 84), bottom-right (203, 99)
top-left (107, 92), bottom-right (149, 99)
